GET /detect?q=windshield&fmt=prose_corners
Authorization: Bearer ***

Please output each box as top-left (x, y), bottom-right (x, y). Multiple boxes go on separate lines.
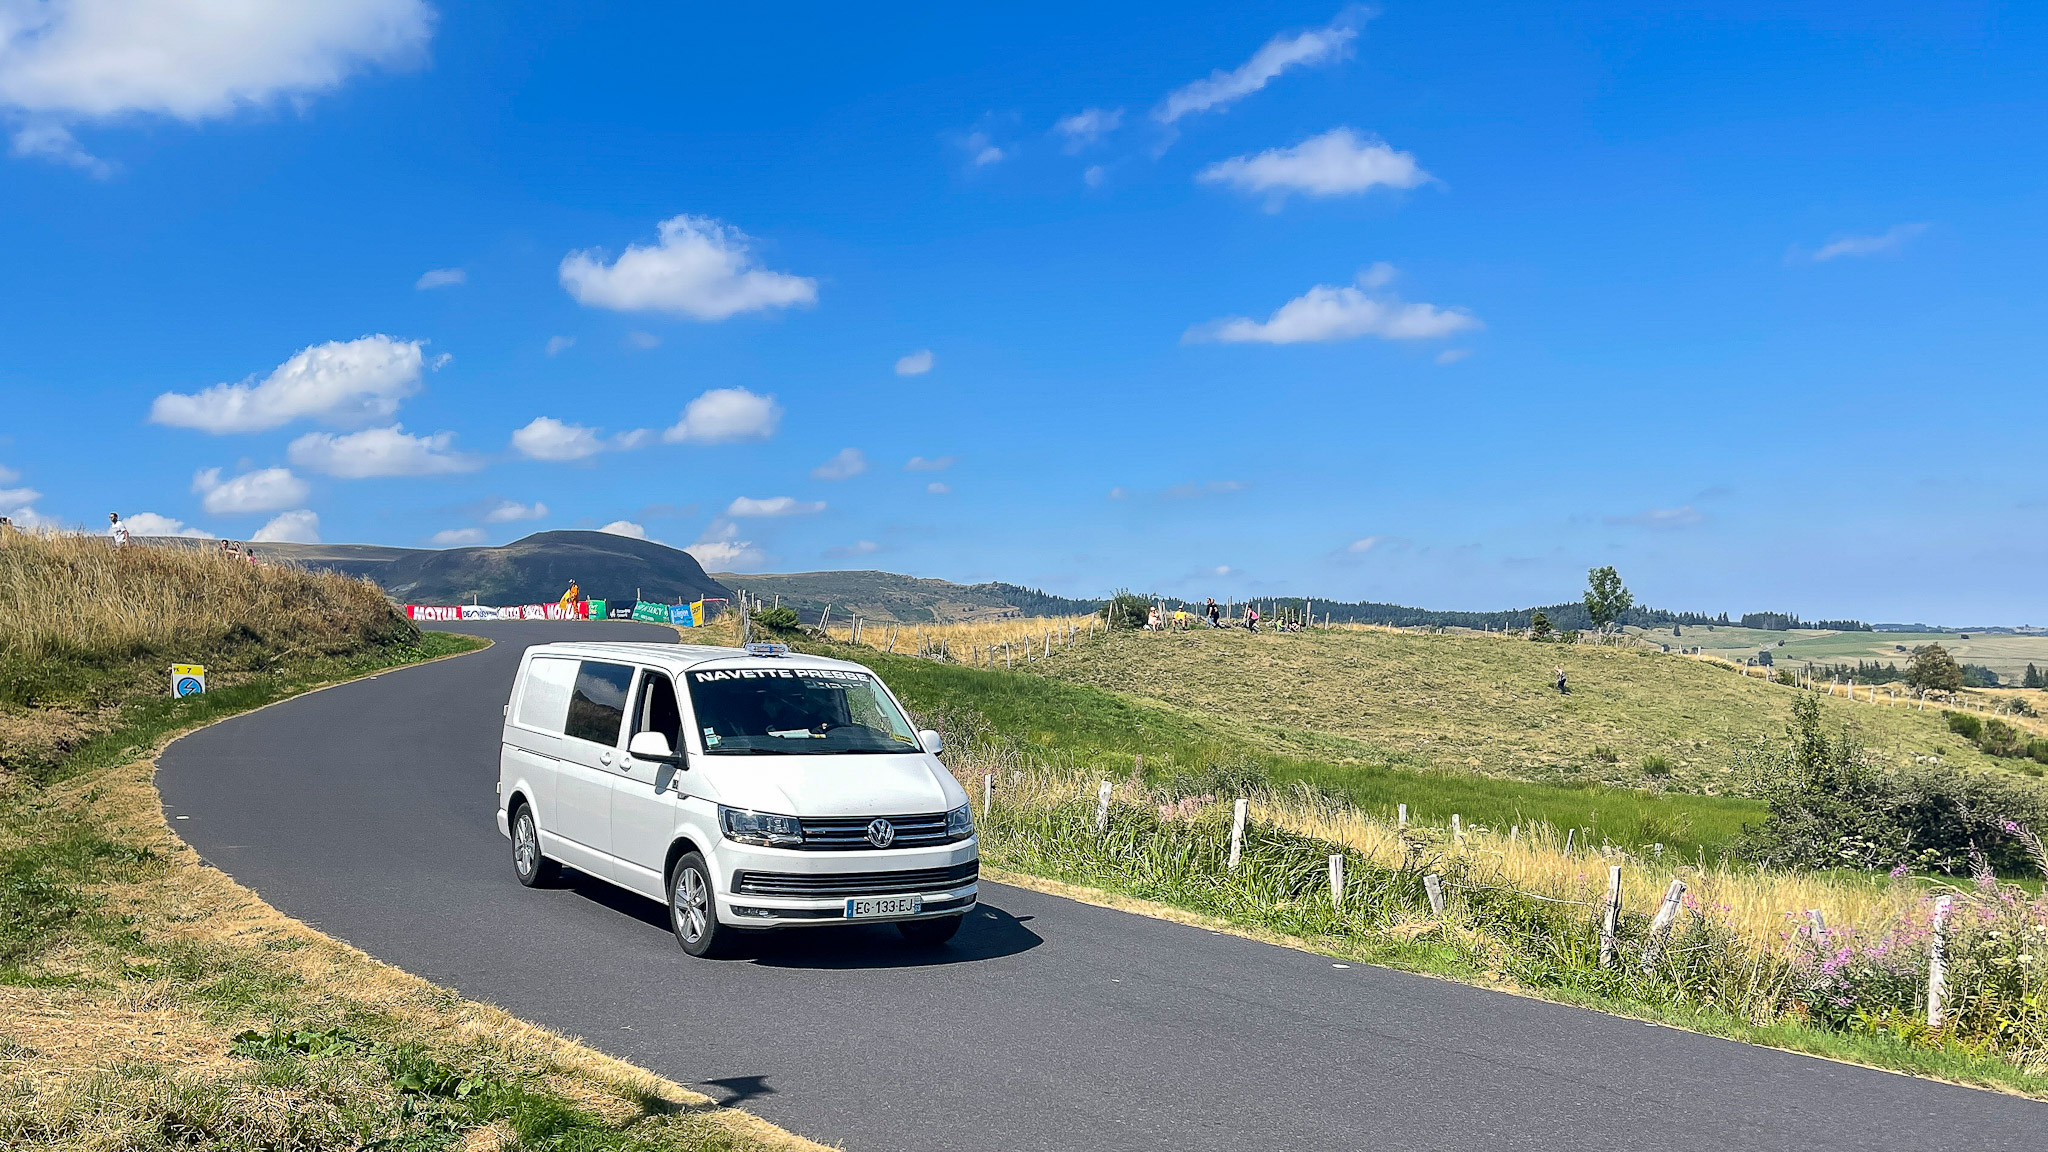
top-left (686, 666), bottom-right (920, 755)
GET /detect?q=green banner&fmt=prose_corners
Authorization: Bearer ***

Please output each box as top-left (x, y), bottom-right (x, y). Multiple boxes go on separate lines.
top-left (631, 601), bottom-right (668, 623)
top-left (585, 599), bottom-right (606, 619)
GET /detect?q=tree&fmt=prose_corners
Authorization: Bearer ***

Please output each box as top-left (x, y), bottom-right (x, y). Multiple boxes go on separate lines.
top-left (1528, 610), bottom-right (1552, 640)
top-left (2025, 663), bottom-right (2043, 690)
top-left (1906, 643), bottom-right (1964, 693)
top-left (1583, 566), bottom-right (1633, 633)
top-left (1673, 623), bottom-right (1682, 637)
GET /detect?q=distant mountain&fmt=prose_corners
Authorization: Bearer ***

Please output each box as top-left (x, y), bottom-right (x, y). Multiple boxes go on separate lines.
top-left (711, 570), bottom-right (1102, 625)
top-left (244, 530), bottom-right (730, 606)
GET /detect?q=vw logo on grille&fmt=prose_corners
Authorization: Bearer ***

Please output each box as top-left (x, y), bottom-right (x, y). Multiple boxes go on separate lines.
top-left (865, 818), bottom-right (896, 848)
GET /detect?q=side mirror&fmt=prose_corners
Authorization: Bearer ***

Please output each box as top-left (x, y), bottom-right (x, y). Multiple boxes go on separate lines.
top-left (629, 731), bottom-right (684, 765)
top-left (918, 729), bottom-right (945, 756)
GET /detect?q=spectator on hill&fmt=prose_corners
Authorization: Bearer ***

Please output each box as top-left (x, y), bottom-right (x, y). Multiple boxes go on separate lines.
top-left (1173, 607), bottom-right (1189, 629)
top-left (1246, 607), bottom-right (1259, 634)
top-left (1555, 666), bottom-right (1570, 695)
top-left (108, 512), bottom-right (129, 547)
top-left (0, 515), bottom-right (12, 535)
top-left (1206, 598), bottom-right (1220, 627)
top-left (1146, 606), bottom-right (1161, 631)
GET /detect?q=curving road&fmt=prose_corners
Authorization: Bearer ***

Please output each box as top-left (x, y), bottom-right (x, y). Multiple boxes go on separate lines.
top-left (160, 622), bottom-right (2044, 1152)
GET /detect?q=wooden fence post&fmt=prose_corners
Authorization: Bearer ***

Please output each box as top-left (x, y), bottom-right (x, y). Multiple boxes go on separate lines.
top-left (1451, 813), bottom-right (1463, 843)
top-left (1397, 803), bottom-right (1409, 830)
top-left (1640, 878), bottom-right (1686, 972)
top-left (1329, 855), bottom-right (1345, 909)
top-left (1928, 895), bottom-right (1953, 1027)
top-left (1598, 865), bottom-right (1623, 969)
top-left (1095, 780), bottom-right (1112, 834)
top-left (982, 772), bottom-right (993, 816)
top-left (1807, 908), bottom-right (1827, 946)
top-left (1228, 798), bottom-right (1247, 870)
top-left (1423, 873), bottom-right (1445, 915)
top-left (1564, 828), bottom-right (1576, 855)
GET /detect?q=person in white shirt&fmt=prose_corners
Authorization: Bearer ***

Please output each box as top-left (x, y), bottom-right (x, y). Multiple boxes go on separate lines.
top-left (108, 512), bottom-right (129, 547)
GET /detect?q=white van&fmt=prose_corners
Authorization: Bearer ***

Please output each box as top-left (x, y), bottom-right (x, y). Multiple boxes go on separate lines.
top-left (495, 641), bottom-right (977, 956)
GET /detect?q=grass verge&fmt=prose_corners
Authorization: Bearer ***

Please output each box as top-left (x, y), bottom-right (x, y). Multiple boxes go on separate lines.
top-left (2, 619), bottom-right (820, 1151)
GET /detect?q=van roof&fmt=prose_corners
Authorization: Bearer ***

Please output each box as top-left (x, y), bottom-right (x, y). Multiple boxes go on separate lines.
top-left (521, 641), bottom-right (874, 675)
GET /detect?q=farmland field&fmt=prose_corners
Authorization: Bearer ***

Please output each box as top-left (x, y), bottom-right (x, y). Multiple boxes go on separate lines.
top-left (1629, 623), bottom-right (2048, 680)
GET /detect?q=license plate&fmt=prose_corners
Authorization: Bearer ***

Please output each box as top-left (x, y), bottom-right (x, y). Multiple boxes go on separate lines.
top-left (846, 895), bottom-right (921, 919)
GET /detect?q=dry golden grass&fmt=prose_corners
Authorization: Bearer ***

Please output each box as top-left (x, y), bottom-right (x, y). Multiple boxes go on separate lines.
top-left (822, 613), bottom-right (1099, 663)
top-left (0, 528), bottom-right (406, 667)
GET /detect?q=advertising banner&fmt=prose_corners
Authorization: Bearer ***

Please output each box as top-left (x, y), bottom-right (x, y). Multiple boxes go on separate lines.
top-left (405, 605), bottom-right (464, 622)
top-left (607, 604), bottom-right (636, 621)
top-left (585, 599), bottom-right (605, 619)
top-left (632, 601), bottom-right (668, 623)
top-left (668, 600), bottom-right (706, 627)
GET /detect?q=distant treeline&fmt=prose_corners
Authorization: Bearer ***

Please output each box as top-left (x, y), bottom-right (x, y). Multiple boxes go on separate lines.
top-left (974, 582), bottom-right (1106, 618)
top-left (1738, 611), bottom-right (1873, 632)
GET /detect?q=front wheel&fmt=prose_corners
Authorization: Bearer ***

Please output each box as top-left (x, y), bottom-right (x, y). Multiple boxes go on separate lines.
top-left (897, 914), bottom-right (963, 947)
top-left (668, 853), bottom-right (735, 958)
top-left (511, 804), bottom-right (559, 888)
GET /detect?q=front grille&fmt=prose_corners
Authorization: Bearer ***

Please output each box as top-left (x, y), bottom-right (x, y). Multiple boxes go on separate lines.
top-left (796, 812), bottom-right (962, 851)
top-left (732, 861), bottom-right (979, 898)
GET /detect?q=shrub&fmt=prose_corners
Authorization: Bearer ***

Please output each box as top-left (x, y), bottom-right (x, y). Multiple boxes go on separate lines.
top-left (1101, 590), bottom-right (1153, 631)
top-left (1591, 745), bottom-right (1618, 763)
top-left (752, 605), bottom-right (801, 632)
top-left (1775, 669), bottom-right (1796, 686)
top-left (1640, 754), bottom-right (1672, 777)
top-left (1947, 711), bottom-right (1985, 741)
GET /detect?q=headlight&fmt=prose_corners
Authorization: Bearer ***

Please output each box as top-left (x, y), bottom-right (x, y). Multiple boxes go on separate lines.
top-left (946, 803), bottom-right (973, 839)
top-left (720, 805), bottom-right (803, 847)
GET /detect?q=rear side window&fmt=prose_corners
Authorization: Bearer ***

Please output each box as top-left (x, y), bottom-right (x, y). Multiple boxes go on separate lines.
top-left (566, 661), bottom-right (635, 746)
top-left (515, 657), bottom-right (577, 732)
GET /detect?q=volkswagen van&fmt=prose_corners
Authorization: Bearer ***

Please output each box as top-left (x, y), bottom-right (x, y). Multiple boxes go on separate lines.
top-left (495, 641), bottom-right (976, 956)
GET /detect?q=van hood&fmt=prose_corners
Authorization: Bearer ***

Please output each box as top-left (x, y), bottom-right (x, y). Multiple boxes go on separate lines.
top-left (702, 752), bottom-right (964, 817)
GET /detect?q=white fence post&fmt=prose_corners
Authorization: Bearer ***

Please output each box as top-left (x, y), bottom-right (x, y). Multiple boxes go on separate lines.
top-left (1329, 855), bottom-right (1345, 909)
top-left (1451, 813), bottom-right (1463, 843)
top-left (1095, 780), bottom-right (1113, 834)
top-left (1640, 878), bottom-right (1686, 972)
top-left (1397, 803), bottom-right (1409, 830)
top-left (982, 772), bottom-right (993, 816)
top-left (1423, 873), bottom-right (1445, 915)
top-left (1228, 798), bottom-right (1248, 870)
top-left (1928, 895), bottom-right (1954, 1027)
top-left (1598, 865), bottom-right (1623, 969)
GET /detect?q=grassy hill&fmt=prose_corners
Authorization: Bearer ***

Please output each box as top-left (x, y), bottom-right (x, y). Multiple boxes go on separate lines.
top-left (714, 569), bottom-right (1099, 624)
top-left (232, 530), bottom-right (730, 607)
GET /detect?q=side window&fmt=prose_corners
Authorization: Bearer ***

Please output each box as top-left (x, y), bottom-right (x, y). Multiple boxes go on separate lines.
top-left (565, 661), bottom-right (634, 746)
top-left (633, 670), bottom-right (684, 748)
top-left (515, 657), bottom-right (577, 732)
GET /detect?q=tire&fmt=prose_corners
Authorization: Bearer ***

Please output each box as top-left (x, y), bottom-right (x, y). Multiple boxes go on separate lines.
top-left (897, 914), bottom-right (963, 947)
top-left (668, 852), bottom-right (734, 958)
top-left (510, 803), bottom-right (559, 888)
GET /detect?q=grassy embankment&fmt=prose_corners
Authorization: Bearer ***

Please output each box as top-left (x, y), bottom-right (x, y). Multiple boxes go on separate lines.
top-left (0, 532), bottom-right (817, 1152)
top-left (802, 620), bottom-right (2048, 1090)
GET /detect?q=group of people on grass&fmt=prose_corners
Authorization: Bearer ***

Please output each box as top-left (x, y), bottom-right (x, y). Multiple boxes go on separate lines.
top-left (1143, 597), bottom-right (1303, 635)
top-left (104, 513), bottom-right (260, 564)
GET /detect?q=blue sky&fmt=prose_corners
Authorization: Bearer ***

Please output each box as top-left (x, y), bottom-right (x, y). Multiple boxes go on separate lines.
top-left (1, 2), bottom-right (2042, 624)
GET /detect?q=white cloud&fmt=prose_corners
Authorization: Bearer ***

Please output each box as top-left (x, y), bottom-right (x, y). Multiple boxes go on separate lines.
top-left (963, 130), bottom-right (1004, 167)
top-left (1347, 536), bottom-right (1383, 553)
top-left (811, 447), bottom-right (868, 481)
top-left (663, 387), bottom-right (780, 445)
top-left (904, 454), bottom-right (955, 472)
top-left (599, 520), bottom-right (647, 539)
top-left (1083, 164), bottom-right (1106, 188)
top-left (429, 527), bottom-right (485, 546)
top-left (415, 267), bottom-right (464, 289)
top-left (483, 499), bottom-right (547, 523)
top-left (1435, 348), bottom-right (1471, 365)
top-left (288, 424), bottom-right (475, 478)
top-left (125, 511), bottom-right (209, 538)
top-left (192, 466), bottom-right (309, 515)
top-left (725, 496), bottom-right (824, 518)
top-left (545, 335), bottom-right (574, 356)
top-left (1166, 480), bottom-right (1245, 498)
top-left (1808, 223), bottom-right (1928, 262)
top-left (149, 335), bottom-right (430, 433)
top-left (685, 519), bottom-right (763, 569)
top-left (894, 349), bottom-right (934, 376)
top-left (559, 214), bottom-right (817, 321)
top-left (252, 509), bottom-right (320, 543)
top-left (826, 540), bottom-right (879, 559)
top-left (511, 416), bottom-right (604, 461)
top-left (1187, 267), bottom-right (1480, 344)
top-left (926, 481), bottom-right (951, 495)
top-left (10, 122), bottom-right (113, 176)
top-left (1107, 486), bottom-right (1128, 500)
top-left (1155, 14), bottom-right (1359, 124)
top-left (0, 463), bottom-right (17, 482)
top-left (1606, 505), bottom-right (1705, 529)
top-left (0, 0), bottom-right (431, 173)
top-left (625, 330), bottom-right (661, 349)
top-left (1197, 128), bottom-right (1427, 203)
top-left (1054, 107), bottom-right (1122, 152)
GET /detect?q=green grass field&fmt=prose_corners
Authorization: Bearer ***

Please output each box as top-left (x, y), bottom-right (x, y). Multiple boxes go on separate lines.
top-left (1631, 624), bottom-right (2048, 680)
top-left (829, 621), bottom-right (2047, 859)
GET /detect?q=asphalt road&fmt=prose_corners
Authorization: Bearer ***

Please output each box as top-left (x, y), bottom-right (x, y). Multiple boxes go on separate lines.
top-left (159, 621), bottom-right (2045, 1151)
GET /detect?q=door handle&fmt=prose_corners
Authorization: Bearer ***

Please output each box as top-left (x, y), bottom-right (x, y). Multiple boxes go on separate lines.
top-left (599, 751), bottom-right (612, 765)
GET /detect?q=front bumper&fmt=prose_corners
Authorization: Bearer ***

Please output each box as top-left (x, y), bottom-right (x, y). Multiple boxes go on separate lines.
top-left (712, 837), bottom-right (979, 928)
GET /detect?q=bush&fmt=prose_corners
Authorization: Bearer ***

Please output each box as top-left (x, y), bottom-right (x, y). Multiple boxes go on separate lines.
top-left (1741, 695), bottom-right (2048, 874)
top-left (1591, 745), bottom-right (1618, 763)
top-left (1947, 711), bottom-right (1985, 741)
top-left (1102, 590), bottom-right (1153, 631)
top-left (1640, 754), bottom-right (1672, 777)
top-left (752, 605), bottom-right (800, 632)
